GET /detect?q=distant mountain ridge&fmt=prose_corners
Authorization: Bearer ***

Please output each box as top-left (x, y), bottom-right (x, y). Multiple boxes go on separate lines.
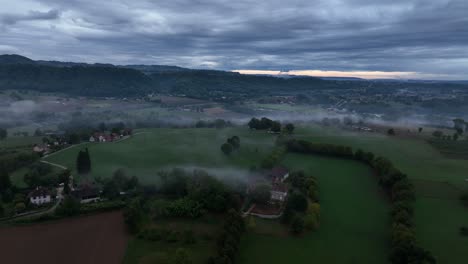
top-left (0, 54), bottom-right (467, 100)
top-left (0, 54), bottom-right (326, 99)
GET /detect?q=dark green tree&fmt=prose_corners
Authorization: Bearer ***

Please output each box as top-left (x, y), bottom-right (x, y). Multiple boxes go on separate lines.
top-left (221, 143), bottom-right (233, 155)
top-left (271, 121), bottom-right (281, 133)
top-left (249, 184), bottom-right (271, 205)
top-left (285, 123), bottom-right (295, 134)
top-left (0, 167), bottom-right (11, 192)
top-left (290, 215), bottom-right (305, 235)
top-left (0, 128), bottom-right (7, 140)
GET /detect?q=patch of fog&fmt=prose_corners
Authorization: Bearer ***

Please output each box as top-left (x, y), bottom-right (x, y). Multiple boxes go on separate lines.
top-left (160, 165), bottom-right (258, 184)
top-left (9, 100), bottom-right (38, 114)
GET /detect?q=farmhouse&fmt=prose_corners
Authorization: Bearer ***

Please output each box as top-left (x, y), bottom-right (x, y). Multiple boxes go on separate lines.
top-left (71, 185), bottom-right (101, 204)
top-left (269, 166), bottom-right (289, 203)
top-left (89, 132), bottom-right (120, 143)
top-left (269, 166), bottom-right (289, 182)
top-left (270, 184), bottom-right (288, 202)
top-left (28, 187), bottom-right (52, 205)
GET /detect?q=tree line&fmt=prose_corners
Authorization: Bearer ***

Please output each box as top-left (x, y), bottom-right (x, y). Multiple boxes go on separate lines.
top-left (221, 136), bottom-right (240, 155)
top-left (286, 139), bottom-right (436, 264)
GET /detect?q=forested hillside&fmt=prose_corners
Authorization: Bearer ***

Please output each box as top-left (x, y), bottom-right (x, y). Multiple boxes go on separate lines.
top-left (1, 54), bottom-right (468, 101)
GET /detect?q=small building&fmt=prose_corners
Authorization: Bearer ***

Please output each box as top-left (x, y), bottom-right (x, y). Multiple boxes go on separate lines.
top-left (32, 144), bottom-right (46, 154)
top-left (269, 166), bottom-right (289, 182)
top-left (270, 184), bottom-right (288, 202)
top-left (71, 185), bottom-right (101, 204)
top-left (28, 187), bottom-right (52, 205)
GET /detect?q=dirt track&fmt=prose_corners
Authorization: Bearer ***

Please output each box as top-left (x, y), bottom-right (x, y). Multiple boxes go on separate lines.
top-left (0, 211), bottom-right (128, 264)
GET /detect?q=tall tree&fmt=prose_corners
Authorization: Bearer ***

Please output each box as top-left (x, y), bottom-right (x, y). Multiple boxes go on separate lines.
top-left (0, 128), bottom-right (7, 140)
top-left (0, 167), bottom-right (12, 192)
top-left (285, 123), bottom-right (295, 134)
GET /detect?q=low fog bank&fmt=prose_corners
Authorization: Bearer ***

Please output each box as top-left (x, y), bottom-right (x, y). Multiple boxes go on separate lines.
top-left (161, 166), bottom-right (258, 184)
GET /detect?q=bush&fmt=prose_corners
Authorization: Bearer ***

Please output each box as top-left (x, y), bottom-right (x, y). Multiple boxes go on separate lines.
top-left (460, 226), bottom-right (468, 236)
top-left (290, 215), bottom-right (305, 235)
top-left (249, 184), bottom-right (271, 205)
top-left (56, 196), bottom-right (80, 217)
top-left (287, 191), bottom-right (308, 212)
top-left (460, 193), bottom-right (468, 207)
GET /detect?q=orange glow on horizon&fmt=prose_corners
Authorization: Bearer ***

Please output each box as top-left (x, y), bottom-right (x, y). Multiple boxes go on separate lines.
top-left (232, 69), bottom-right (421, 79)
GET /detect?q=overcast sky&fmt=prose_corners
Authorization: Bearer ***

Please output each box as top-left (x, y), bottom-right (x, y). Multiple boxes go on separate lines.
top-left (0, 0), bottom-right (467, 79)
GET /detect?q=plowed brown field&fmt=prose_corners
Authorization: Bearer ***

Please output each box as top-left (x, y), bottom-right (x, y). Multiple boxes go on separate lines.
top-left (0, 211), bottom-right (128, 264)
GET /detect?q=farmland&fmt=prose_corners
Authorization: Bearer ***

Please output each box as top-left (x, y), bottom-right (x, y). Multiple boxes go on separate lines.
top-left (4, 124), bottom-right (468, 263)
top-left (0, 211), bottom-right (128, 264)
top-left (239, 154), bottom-right (389, 264)
top-left (292, 125), bottom-right (468, 264)
top-left (42, 128), bottom-right (276, 184)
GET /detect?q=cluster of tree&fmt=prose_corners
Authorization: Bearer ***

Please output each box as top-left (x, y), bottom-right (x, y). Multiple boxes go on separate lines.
top-left (138, 227), bottom-right (196, 245)
top-left (284, 123), bottom-right (295, 134)
top-left (55, 195), bottom-right (81, 217)
top-left (286, 140), bottom-right (354, 159)
top-left (123, 198), bottom-right (146, 234)
top-left (0, 152), bottom-right (39, 173)
top-left (0, 167), bottom-right (14, 204)
top-left (153, 198), bottom-right (204, 218)
top-left (287, 140), bottom-right (435, 263)
top-left (208, 208), bottom-right (245, 264)
top-left (0, 63), bottom-right (152, 97)
top-left (76, 148), bottom-right (91, 174)
top-left (452, 118), bottom-right (467, 134)
top-left (248, 184), bottom-right (271, 205)
top-left (248, 117), bottom-right (281, 132)
top-left (220, 136), bottom-right (240, 155)
top-left (460, 226), bottom-right (468, 237)
top-left (195, 119), bottom-right (233, 129)
top-left (23, 162), bottom-right (53, 187)
top-left (432, 130), bottom-right (462, 141)
top-left (460, 192), bottom-right (468, 208)
top-left (100, 169), bottom-right (139, 199)
top-left (282, 171), bottom-right (320, 235)
top-left (154, 169), bottom-right (238, 215)
top-left (261, 146), bottom-right (286, 169)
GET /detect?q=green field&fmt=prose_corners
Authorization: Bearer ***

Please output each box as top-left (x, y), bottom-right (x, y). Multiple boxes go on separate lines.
top-left (43, 128), bottom-right (276, 184)
top-left (35, 125), bottom-right (468, 263)
top-left (239, 154), bottom-right (390, 264)
top-left (292, 125), bottom-right (468, 264)
top-left (428, 139), bottom-right (468, 159)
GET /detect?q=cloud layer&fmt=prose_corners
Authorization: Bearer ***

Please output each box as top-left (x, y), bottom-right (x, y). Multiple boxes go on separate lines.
top-left (0, 0), bottom-right (467, 79)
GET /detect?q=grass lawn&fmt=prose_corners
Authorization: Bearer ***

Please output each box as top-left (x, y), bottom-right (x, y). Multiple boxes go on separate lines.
top-left (38, 125), bottom-right (468, 263)
top-left (43, 127), bottom-right (276, 184)
top-left (0, 136), bottom-right (43, 149)
top-left (293, 125), bottom-right (468, 263)
top-left (238, 153), bottom-right (389, 264)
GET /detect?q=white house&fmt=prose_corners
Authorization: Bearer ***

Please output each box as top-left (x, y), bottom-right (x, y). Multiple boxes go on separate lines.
top-left (270, 184), bottom-right (288, 202)
top-left (28, 187), bottom-right (52, 205)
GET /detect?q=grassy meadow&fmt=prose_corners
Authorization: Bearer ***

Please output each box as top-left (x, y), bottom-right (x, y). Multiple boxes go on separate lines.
top-left (239, 154), bottom-right (390, 264)
top-left (18, 124), bottom-right (468, 263)
top-left (293, 125), bottom-right (468, 264)
top-left (43, 128), bottom-right (276, 184)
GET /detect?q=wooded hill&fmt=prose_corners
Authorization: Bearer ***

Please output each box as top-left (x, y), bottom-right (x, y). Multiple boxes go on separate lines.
top-left (1, 54), bottom-right (467, 100)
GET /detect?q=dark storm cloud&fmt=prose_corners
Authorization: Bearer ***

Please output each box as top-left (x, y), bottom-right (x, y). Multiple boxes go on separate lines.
top-left (0, 9), bottom-right (60, 25)
top-left (0, 0), bottom-right (467, 79)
